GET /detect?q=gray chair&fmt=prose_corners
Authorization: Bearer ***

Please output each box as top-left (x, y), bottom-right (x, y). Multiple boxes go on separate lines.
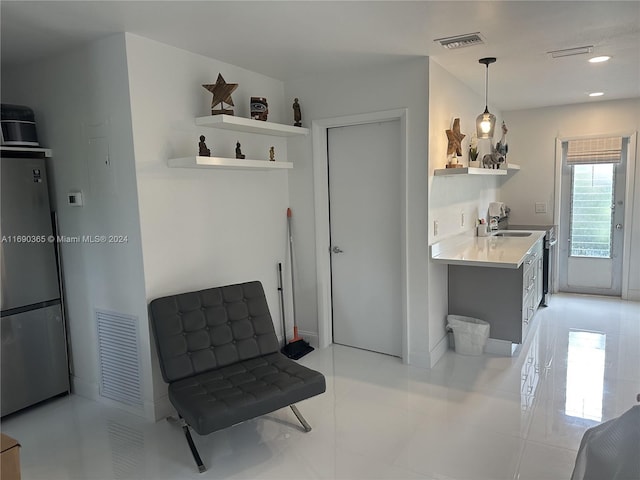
top-left (149, 281), bottom-right (326, 473)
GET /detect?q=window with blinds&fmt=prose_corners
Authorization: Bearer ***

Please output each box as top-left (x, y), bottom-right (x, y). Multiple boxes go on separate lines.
top-left (566, 136), bottom-right (622, 165)
top-left (565, 136), bottom-right (623, 258)
top-left (569, 164), bottom-right (614, 258)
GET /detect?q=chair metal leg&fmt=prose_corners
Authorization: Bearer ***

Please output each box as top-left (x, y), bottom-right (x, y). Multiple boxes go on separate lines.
top-left (182, 423), bottom-right (206, 473)
top-left (169, 416), bottom-right (207, 473)
top-left (290, 404), bottom-right (312, 432)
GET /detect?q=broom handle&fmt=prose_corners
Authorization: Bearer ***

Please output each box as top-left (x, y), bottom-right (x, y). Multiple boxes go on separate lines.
top-left (287, 208), bottom-right (299, 337)
top-left (277, 262), bottom-right (287, 347)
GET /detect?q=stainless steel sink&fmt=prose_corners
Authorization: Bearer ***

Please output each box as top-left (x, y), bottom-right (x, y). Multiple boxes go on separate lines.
top-left (492, 232), bottom-right (533, 237)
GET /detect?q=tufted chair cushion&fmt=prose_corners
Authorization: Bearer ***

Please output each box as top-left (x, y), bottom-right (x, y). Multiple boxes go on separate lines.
top-left (150, 281), bottom-right (280, 383)
top-left (169, 351), bottom-right (325, 434)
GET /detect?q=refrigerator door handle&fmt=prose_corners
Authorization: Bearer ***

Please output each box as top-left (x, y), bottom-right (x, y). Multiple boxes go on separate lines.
top-left (52, 211), bottom-right (72, 381)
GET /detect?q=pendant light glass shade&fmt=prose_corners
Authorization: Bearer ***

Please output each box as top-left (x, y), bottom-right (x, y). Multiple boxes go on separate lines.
top-left (476, 57), bottom-right (497, 139)
top-left (476, 107), bottom-right (496, 138)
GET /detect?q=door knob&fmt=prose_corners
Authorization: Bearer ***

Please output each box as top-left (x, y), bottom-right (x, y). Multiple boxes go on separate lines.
top-left (332, 246), bottom-right (344, 254)
top-left (615, 223), bottom-right (623, 230)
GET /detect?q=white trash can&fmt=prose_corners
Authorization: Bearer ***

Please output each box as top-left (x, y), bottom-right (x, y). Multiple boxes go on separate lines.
top-left (446, 315), bottom-right (490, 356)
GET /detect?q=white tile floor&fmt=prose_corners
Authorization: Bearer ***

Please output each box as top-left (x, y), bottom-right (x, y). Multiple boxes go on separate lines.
top-left (2, 294), bottom-right (639, 480)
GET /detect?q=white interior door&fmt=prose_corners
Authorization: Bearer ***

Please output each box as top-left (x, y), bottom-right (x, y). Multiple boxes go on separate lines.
top-left (328, 120), bottom-right (401, 356)
top-left (558, 141), bottom-right (626, 295)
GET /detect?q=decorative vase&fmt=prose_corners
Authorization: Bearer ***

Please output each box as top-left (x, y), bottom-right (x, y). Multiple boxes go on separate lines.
top-left (251, 97), bottom-right (269, 121)
top-left (469, 148), bottom-right (479, 168)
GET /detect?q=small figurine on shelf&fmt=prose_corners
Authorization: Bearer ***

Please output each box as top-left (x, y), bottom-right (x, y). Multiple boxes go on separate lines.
top-left (269, 146), bottom-right (275, 161)
top-left (495, 121), bottom-right (509, 163)
top-left (251, 97), bottom-right (269, 121)
top-left (293, 98), bottom-right (302, 127)
top-left (235, 141), bottom-right (245, 159)
top-left (198, 135), bottom-right (211, 157)
top-left (481, 143), bottom-right (505, 169)
top-left (445, 117), bottom-right (465, 168)
top-left (481, 122), bottom-right (508, 169)
top-left (203, 73), bottom-right (238, 116)
top-left (446, 118), bottom-right (466, 157)
top-left (469, 132), bottom-right (479, 167)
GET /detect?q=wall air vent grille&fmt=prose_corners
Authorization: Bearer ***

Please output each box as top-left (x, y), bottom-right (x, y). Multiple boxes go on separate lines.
top-left (548, 45), bottom-right (594, 58)
top-left (435, 32), bottom-right (485, 50)
top-left (96, 310), bottom-right (142, 407)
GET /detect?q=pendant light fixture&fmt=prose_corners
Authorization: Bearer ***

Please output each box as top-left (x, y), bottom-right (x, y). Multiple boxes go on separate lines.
top-left (476, 57), bottom-right (497, 138)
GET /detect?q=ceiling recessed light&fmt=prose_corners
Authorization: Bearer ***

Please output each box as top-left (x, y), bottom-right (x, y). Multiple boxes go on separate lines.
top-left (589, 92), bottom-right (604, 97)
top-left (589, 56), bottom-right (611, 63)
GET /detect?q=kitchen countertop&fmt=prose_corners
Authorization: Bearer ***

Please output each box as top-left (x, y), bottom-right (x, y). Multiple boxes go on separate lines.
top-left (430, 230), bottom-right (546, 269)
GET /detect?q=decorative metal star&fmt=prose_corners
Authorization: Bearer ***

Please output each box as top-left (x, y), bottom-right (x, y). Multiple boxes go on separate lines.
top-left (203, 74), bottom-right (238, 114)
top-left (446, 118), bottom-right (466, 156)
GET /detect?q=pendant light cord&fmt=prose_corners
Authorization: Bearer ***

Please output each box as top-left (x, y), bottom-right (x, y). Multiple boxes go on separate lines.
top-left (485, 64), bottom-right (489, 109)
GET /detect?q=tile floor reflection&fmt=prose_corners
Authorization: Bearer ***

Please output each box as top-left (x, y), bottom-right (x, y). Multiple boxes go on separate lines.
top-left (2, 294), bottom-right (638, 479)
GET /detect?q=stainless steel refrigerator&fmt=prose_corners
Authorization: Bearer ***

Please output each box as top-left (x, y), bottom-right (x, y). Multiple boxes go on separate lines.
top-left (1, 153), bottom-right (69, 416)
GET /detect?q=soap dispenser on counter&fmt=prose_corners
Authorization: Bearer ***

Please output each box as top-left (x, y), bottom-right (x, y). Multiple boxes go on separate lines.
top-left (477, 219), bottom-right (490, 237)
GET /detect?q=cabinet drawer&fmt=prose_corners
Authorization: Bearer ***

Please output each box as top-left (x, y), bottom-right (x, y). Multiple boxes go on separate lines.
top-left (522, 240), bottom-right (542, 297)
top-left (523, 246), bottom-right (541, 273)
top-left (522, 290), bottom-right (536, 337)
top-left (523, 268), bottom-right (536, 297)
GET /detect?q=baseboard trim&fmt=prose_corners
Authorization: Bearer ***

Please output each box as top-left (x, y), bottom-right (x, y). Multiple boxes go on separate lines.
top-left (625, 289), bottom-right (640, 301)
top-left (71, 375), bottom-right (154, 419)
top-left (485, 338), bottom-right (519, 356)
top-left (428, 335), bottom-right (449, 367)
top-left (297, 330), bottom-right (319, 348)
top-left (150, 394), bottom-right (173, 421)
top-left (70, 375), bottom-right (99, 401)
top-left (408, 350), bottom-right (431, 369)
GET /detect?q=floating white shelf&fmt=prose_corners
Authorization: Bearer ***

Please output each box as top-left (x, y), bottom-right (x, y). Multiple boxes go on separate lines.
top-left (168, 156), bottom-right (293, 170)
top-left (195, 114), bottom-right (309, 137)
top-left (1, 146), bottom-right (53, 157)
top-left (434, 163), bottom-right (520, 176)
top-left (435, 167), bottom-right (506, 176)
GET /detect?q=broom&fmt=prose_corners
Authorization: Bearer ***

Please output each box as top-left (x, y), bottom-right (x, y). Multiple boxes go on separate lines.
top-left (277, 262), bottom-right (287, 349)
top-left (280, 208), bottom-right (314, 360)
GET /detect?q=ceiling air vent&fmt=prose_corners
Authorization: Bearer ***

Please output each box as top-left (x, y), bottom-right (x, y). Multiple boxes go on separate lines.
top-left (435, 32), bottom-right (485, 50)
top-left (548, 45), bottom-right (594, 58)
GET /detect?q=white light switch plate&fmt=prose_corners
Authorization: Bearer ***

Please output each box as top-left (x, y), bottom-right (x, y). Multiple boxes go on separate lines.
top-left (535, 202), bottom-right (547, 213)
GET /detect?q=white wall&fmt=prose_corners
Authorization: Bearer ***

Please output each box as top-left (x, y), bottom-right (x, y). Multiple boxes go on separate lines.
top-left (124, 34), bottom-right (294, 415)
top-left (428, 59), bottom-right (505, 240)
top-left (502, 99), bottom-right (640, 300)
top-left (284, 57), bottom-right (432, 366)
top-left (1, 35), bottom-right (152, 417)
top-left (427, 59), bottom-right (504, 359)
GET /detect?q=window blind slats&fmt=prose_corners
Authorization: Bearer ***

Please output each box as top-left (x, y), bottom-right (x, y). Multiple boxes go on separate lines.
top-left (567, 137), bottom-right (622, 165)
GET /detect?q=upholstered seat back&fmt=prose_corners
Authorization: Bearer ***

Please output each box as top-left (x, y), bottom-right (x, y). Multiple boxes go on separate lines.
top-left (150, 281), bottom-right (280, 383)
